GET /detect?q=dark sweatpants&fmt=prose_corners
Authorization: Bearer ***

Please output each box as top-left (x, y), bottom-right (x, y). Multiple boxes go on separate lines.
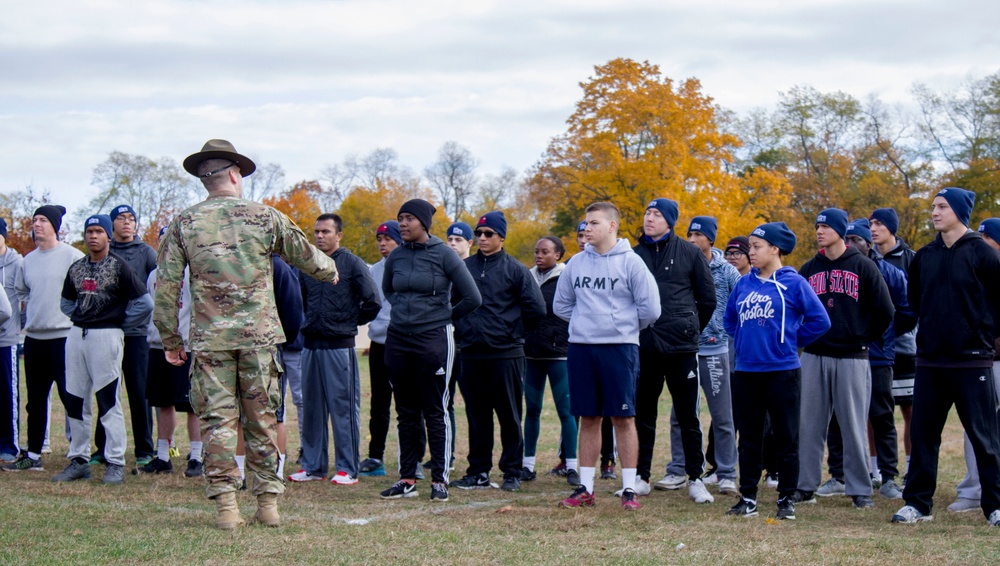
top-left (904, 366), bottom-right (1000, 519)
top-left (827, 364), bottom-right (899, 482)
top-left (23, 337), bottom-right (70, 455)
top-left (95, 335), bottom-right (154, 459)
top-left (385, 326), bottom-right (452, 484)
top-left (366, 341), bottom-right (392, 461)
top-left (733, 369), bottom-right (801, 499)
top-left (0, 346), bottom-right (19, 457)
top-left (636, 350), bottom-right (702, 482)
top-left (459, 356), bottom-right (524, 479)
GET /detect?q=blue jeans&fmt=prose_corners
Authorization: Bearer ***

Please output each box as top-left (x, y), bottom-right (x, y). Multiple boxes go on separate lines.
top-left (523, 359), bottom-right (577, 460)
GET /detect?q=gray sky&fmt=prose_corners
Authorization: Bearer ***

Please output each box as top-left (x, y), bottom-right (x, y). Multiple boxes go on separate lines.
top-left (2, 0), bottom-right (997, 214)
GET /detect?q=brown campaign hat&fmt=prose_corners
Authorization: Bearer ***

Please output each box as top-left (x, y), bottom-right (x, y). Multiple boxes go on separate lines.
top-left (183, 139), bottom-right (257, 177)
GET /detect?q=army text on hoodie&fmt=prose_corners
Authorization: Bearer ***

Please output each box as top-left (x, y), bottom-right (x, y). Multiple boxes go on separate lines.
top-left (553, 238), bottom-right (661, 345)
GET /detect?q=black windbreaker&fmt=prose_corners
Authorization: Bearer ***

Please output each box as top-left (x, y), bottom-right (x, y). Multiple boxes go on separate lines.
top-left (633, 231), bottom-right (716, 354)
top-left (908, 230), bottom-right (1000, 366)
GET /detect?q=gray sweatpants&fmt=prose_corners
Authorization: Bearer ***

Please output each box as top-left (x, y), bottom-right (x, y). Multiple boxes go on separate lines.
top-left (798, 352), bottom-right (872, 496)
top-left (956, 361), bottom-right (1000, 501)
top-left (300, 347), bottom-right (361, 477)
top-left (283, 349), bottom-right (303, 445)
top-left (65, 327), bottom-right (126, 466)
top-left (666, 353), bottom-right (737, 480)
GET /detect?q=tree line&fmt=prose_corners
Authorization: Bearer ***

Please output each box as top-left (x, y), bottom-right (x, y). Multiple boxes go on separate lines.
top-left (3, 58), bottom-right (998, 266)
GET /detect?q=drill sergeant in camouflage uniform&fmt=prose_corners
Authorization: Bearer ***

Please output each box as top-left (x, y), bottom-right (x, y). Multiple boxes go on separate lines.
top-left (153, 140), bottom-right (339, 530)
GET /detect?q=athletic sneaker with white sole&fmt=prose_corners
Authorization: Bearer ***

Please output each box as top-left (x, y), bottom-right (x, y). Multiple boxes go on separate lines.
top-left (988, 509), bottom-right (1000, 527)
top-left (718, 478), bottom-right (738, 495)
top-left (380, 480), bottom-right (418, 499)
top-left (288, 470), bottom-right (325, 482)
top-left (614, 478), bottom-right (652, 497)
top-left (726, 497), bottom-right (758, 517)
top-left (891, 505), bottom-right (932, 524)
top-left (765, 474), bottom-right (779, 489)
top-left (689, 479), bottom-right (714, 503)
top-left (879, 480), bottom-right (903, 499)
top-left (654, 473), bottom-right (686, 491)
top-left (816, 477), bottom-right (846, 497)
top-left (702, 472), bottom-right (718, 485)
top-left (947, 498), bottom-right (980, 513)
top-left (330, 471), bottom-right (358, 485)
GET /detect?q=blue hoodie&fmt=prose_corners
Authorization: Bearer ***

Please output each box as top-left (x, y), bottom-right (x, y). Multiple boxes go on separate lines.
top-left (724, 266), bottom-right (831, 372)
top-left (553, 238), bottom-right (661, 345)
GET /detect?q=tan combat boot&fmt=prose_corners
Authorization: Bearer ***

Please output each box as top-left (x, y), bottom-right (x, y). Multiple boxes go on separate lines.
top-left (214, 491), bottom-right (244, 530)
top-left (255, 493), bottom-right (280, 527)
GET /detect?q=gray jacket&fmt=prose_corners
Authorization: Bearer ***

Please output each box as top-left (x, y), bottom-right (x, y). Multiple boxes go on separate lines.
top-left (0, 248), bottom-right (23, 347)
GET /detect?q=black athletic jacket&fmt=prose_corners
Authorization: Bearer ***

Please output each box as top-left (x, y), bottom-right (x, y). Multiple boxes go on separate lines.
top-left (908, 230), bottom-right (1000, 367)
top-left (524, 264), bottom-right (569, 359)
top-left (799, 246), bottom-right (894, 359)
top-left (300, 247), bottom-right (380, 348)
top-left (633, 231), bottom-right (716, 354)
top-left (455, 249), bottom-right (545, 359)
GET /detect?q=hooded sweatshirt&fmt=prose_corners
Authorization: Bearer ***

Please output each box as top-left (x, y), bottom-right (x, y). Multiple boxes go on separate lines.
top-left (367, 257), bottom-right (391, 345)
top-left (146, 267), bottom-right (192, 350)
top-left (0, 248), bottom-right (24, 347)
top-left (908, 230), bottom-right (1000, 367)
top-left (799, 245), bottom-right (894, 359)
top-left (15, 243), bottom-right (84, 340)
top-left (699, 247), bottom-right (742, 355)
top-left (880, 238), bottom-right (917, 357)
top-left (553, 238), bottom-right (661, 345)
top-left (109, 238), bottom-right (157, 335)
top-left (724, 266), bottom-right (831, 372)
top-left (525, 262), bottom-right (569, 359)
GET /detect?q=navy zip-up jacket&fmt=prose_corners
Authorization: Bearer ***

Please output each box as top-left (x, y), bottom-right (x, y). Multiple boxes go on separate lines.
top-left (455, 249), bottom-right (545, 359)
top-left (272, 255), bottom-right (303, 350)
top-left (799, 245), bottom-right (894, 359)
top-left (867, 251), bottom-right (915, 367)
top-left (300, 247), bottom-right (380, 349)
top-left (633, 231), bottom-right (716, 354)
top-left (383, 235), bottom-right (481, 335)
top-left (908, 230), bottom-right (1000, 367)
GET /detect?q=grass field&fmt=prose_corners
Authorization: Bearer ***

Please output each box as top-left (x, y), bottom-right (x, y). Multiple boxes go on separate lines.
top-left (0, 353), bottom-right (996, 565)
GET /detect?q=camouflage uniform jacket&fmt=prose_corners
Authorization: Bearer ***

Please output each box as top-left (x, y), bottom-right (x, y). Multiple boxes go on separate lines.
top-left (153, 195), bottom-right (338, 352)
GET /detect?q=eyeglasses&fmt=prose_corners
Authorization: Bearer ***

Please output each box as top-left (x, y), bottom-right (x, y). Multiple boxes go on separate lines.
top-left (724, 250), bottom-right (745, 258)
top-left (474, 229), bottom-right (498, 238)
top-left (201, 161), bottom-right (238, 178)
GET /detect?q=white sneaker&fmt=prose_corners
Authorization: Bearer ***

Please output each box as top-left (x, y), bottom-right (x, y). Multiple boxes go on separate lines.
top-left (614, 478), bottom-right (652, 497)
top-left (947, 498), bottom-right (980, 513)
top-left (765, 474), bottom-right (779, 489)
top-left (988, 509), bottom-right (1000, 527)
top-left (702, 472), bottom-right (719, 485)
top-left (330, 471), bottom-right (359, 485)
top-left (689, 479), bottom-right (714, 504)
top-left (718, 478), bottom-right (738, 495)
top-left (891, 505), bottom-right (933, 524)
top-left (288, 469), bottom-right (325, 482)
top-left (654, 473), bottom-right (687, 491)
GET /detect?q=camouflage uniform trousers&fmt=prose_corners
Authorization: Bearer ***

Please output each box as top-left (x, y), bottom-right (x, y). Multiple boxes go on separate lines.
top-left (190, 347), bottom-right (284, 498)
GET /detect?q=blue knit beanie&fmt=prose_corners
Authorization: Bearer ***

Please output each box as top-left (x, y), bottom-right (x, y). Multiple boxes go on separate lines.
top-left (846, 219), bottom-right (872, 244)
top-left (110, 204), bottom-right (138, 223)
top-left (646, 198), bottom-right (679, 229)
top-left (447, 222), bottom-right (473, 242)
top-left (0, 218), bottom-right (6, 239)
top-left (687, 216), bottom-right (718, 244)
top-left (751, 222), bottom-right (797, 255)
top-left (936, 187), bottom-right (976, 227)
top-left (476, 211), bottom-right (507, 239)
top-left (577, 220), bottom-right (588, 233)
top-left (816, 208), bottom-right (849, 240)
top-left (377, 220), bottom-right (403, 245)
top-left (84, 214), bottom-right (113, 238)
top-left (978, 218), bottom-right (1000, 243)
top-left (869, 208), bottom-right (899, 235)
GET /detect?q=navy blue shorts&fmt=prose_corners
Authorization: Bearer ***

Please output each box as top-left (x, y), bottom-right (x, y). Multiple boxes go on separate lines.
top-left (567, 343), bottom-right (639, 417)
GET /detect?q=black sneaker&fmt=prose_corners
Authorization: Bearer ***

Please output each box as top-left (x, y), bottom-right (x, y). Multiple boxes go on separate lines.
top-left (601, 462), bottom-right (617, 480)
top-left (520, 467), bottom-right (537, 481)
top-left (185, 459), bottom-right (204, 478)
top-left (453, 473), bottom-right (490, 490)
top-left (791, 490), bottom-right (816, 504)
top-left (139, 458), bottom-right (173, 474)
top-left (566, 468), bottom-right (581, 486)
top-left (852, 495), bottom-right (875, 509)
top-left (2, 453), bottom-right (43, 472)
top-left (380, 480), bottom-right (418, 499)
top-left (500, 476), bottom-right (521, 492)
top-left (430, 482), bottom-right (449, 502)
top-left (777, 496), bottom-right (796, 520)
top-left (726, 497), bottom-right (759, 517)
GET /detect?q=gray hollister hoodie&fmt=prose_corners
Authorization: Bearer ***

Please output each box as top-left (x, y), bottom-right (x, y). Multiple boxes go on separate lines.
top-left (0, 248), bottom-right (23, 347)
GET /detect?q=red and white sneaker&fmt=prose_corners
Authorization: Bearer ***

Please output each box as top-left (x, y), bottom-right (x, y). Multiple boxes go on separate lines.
top-left (621, 488), bottom-right (641, 510)
top-left (288, 469), bottom-right (325, 482)
top-left (559, 485), bottom-right (596, 508)
top-left (330, 471), bottom-right (359, 486)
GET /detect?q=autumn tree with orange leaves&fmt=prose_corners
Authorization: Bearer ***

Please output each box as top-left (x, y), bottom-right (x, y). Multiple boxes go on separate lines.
top-left (529, 58), bottom-right (791, 255)
top-left (264, 180), bottom-right (323, 233)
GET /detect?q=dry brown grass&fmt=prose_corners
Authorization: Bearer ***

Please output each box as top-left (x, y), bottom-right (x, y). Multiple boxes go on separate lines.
top-left (0, 355), bottom-right (995, 565)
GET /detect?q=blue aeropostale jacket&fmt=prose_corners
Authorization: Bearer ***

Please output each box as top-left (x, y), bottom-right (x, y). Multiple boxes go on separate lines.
top-left (724, 265), bottom-right (831, 372)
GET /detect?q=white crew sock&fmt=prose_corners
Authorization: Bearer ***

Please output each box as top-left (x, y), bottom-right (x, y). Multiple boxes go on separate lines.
top-left (190, 441), bottom-right (204, 462)
top-left (566, 458), bottom-right (578, 472)
top-left (157, 439), bottom-right (170, 462)
top-left (523, 456), bottom-right (536, 472)
top-left (622, 468), bottom-right (637, 492)
top-left (27, 452), bottom-right (41, 461)
top-left (278, 452), bottom-right (286, 478)
top-left (235, 455), bottom-right (246, 480)
top-left (870, 456), bottom-right (878, 475)
top-left (580, 466), bottom-right (596, 494)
